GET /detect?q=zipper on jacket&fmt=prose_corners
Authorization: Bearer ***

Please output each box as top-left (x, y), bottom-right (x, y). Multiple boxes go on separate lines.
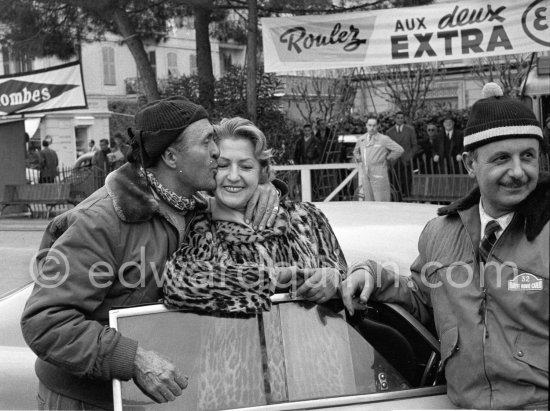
top-left (475, 215), bottom-right (515, 409)
top-left (477, 256), bottom-right (494, 409)
top-left (461, 221), bottom-right (494, 408)
top-left (480, 217), bottom-right (512, 340)
top-left (479, 287), bottom-right (489, 339)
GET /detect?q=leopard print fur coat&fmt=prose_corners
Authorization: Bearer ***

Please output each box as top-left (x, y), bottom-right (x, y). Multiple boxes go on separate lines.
top-left (163, 201), bottom-right (347, 314)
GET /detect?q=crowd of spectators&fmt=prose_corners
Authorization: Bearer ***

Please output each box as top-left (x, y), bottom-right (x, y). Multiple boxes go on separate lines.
top-left (90, 131), bottom-right (131, 175)
top-left (291, 113), bottom-right (469, 172)
top-left (290, 111), bottom-right (549, 201)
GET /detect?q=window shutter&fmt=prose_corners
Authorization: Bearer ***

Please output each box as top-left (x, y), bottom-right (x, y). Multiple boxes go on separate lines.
top-left (102, 47), bottom-right (116, 85)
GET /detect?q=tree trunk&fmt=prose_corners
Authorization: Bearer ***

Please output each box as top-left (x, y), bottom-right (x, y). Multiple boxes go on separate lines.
top-left (246, 0), bottom-right (258, 122)
top-left (112, 7), bottom-right (160, 101)
top-left (194, 5), bottom-right (215, 109)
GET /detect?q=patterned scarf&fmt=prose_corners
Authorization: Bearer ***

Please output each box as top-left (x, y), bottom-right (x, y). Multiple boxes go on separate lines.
top-left (142, 168), bottom-right (197, 212)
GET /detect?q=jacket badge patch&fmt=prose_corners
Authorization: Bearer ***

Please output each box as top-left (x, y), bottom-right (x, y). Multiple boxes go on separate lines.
top-left (508, 273), bottom-right (543, 291)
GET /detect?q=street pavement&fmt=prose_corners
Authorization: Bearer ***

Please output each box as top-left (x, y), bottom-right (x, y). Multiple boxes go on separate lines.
top-left (0, 218), bottom-right (48, 298)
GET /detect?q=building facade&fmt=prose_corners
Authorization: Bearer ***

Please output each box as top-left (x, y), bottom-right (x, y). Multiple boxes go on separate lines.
top-left (0, 24), bottom-right (245, 168)
top-left (276, 53), bottom-right (550, 127)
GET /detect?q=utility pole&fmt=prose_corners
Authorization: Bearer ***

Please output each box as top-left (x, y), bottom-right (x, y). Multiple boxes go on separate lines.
top-left (246, 0), bottom-right (258, 121)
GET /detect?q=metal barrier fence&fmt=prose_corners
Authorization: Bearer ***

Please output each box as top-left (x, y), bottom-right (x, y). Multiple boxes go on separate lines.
top-left (277, 152), bottom-right (550, 204)
top-left (390, 154), bottom-right (468, 202)
top-left (17, 151), bottom-right (550, 217)
top-left (273, 163), bottom-right (359, 202)
top-left (23, 165), bottom-right (106, 217)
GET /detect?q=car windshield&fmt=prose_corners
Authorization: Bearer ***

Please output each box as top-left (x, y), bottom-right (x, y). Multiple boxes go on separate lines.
top-left (115, 299), bottom-right (417, 410)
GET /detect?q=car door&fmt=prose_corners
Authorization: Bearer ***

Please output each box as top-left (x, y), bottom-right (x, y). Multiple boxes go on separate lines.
top-left (111, 296), bottom-right (455, 411)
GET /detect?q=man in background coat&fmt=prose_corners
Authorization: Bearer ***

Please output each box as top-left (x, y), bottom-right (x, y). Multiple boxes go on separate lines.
top-left (386, 111), bottom-right (418, 196)
top-left (353, 115), bottom-right (404, 201)
top-left (294, 124), bottom-right (322, 164)
top-left (432, 116), bottom-right (464, 173)
top-left (38, 138), bottom-right (59, 183)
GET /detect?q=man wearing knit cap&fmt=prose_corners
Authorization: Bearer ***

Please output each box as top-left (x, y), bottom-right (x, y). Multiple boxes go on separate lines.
top-left (21, 97), bottom-right (282, 409)
top-left (341, 83), bottom-right (548, 409)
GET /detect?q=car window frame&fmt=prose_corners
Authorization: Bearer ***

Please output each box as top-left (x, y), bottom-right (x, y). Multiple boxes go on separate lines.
top-left (110, 295), bottom-right (448, 411)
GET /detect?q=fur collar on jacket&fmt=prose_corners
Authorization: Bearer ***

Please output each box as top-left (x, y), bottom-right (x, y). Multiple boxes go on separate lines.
top-left (105, 163), bottom-right (161, 223)
top-left (438, 176), bottom-right (550, 241)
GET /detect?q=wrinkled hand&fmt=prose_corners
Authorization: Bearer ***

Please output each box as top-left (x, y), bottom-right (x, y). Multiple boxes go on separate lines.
top-left (133, 346), bottom-right (188, 403)
top-left (245, 182), bottom-right (280, 230)
top-left (339, 268), bottom-right (375, 315)
top-left (433, 155), bottom-right (439, 163)
top-left (296, 268), bottom-right (340, 304)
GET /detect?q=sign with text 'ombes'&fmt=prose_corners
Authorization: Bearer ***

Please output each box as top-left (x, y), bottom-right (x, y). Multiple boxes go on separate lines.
top-left (261, 0), bottom-right (550, 72)
top-left (0, 61), bottom-right (87, 115)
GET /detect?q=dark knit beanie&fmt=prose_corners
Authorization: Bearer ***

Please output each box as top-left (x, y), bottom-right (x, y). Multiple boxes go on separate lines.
top-left (463, 83), bottom-right (543, 151)
top-left (132, 96), bottom-right (209, 162)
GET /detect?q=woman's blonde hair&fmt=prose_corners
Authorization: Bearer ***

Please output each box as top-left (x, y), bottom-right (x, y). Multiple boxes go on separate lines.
top-left (214, 117), bottom-right (274, 184)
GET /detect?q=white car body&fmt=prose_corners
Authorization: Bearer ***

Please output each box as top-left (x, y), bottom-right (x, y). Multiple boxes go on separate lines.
top-left (0, 201), bottom-right (456, 410)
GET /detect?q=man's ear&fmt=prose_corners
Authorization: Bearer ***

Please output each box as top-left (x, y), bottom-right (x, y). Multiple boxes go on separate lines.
top-left (462, 151), bottom-right (476, 178)
top-left (160, 148), bottom-right (178, 169)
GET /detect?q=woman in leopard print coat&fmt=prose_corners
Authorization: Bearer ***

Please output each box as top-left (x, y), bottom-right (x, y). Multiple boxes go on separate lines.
top-left (164, 117), bottom-right (347, 314)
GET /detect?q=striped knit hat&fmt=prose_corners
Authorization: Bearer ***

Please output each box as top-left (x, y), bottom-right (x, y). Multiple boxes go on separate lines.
top-left (463, 83), bottom-right (543, 151)
top-left (133, 96), bottom-right (209, 162)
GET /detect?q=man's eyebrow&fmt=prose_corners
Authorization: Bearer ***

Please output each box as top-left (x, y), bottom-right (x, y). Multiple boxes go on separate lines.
top-left (520, 148), bottom-right (537, 156)
top-left (488, 150), bottom-right (510, 159)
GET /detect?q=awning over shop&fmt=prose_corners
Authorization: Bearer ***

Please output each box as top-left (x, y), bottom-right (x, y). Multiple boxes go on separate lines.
top-left (0, 118), bottom-right (23, 126)
top-left (75, 115), bottom-right (95, 127)
top-left (24, 117), bottom-right (42, 138)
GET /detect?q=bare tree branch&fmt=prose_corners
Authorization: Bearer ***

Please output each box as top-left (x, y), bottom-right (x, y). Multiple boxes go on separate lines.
top-left (471, 53), bottom-right (532, 97)
top-left (364, 63), bottom-right (443, 119)
top-left (290, 72), bottom-right (357, 125)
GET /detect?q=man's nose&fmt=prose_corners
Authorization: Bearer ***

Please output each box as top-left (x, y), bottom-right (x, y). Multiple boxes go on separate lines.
top-left (508, 156), bottom-right (525, 179)
top-left (210, 141), bottom-right (220, 159)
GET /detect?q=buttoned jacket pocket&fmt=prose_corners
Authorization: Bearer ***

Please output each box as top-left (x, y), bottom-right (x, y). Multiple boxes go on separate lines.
top-left (514, 332), bottom-right (549, 372)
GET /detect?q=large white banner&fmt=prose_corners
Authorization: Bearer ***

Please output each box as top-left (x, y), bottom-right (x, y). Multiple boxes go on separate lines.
top-left (0, 61), bottom-right (87, 115)
top-left (262, 0), bottom-right (550, 72)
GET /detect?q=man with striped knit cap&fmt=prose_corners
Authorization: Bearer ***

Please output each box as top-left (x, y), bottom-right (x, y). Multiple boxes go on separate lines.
top-left (341, 82), bottom-right (549, 409)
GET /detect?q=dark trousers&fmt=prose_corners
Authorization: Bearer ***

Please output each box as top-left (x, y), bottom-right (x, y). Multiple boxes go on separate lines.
top-left (39, 176), bottom-right (55, 183)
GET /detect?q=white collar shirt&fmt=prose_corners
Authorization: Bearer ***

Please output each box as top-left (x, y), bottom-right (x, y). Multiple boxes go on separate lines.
top-left (479, 201), bottom-right (514, 242)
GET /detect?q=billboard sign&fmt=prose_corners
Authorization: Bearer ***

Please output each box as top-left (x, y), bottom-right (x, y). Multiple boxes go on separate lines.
top-left (262, 0), bottom-right (550, 72)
